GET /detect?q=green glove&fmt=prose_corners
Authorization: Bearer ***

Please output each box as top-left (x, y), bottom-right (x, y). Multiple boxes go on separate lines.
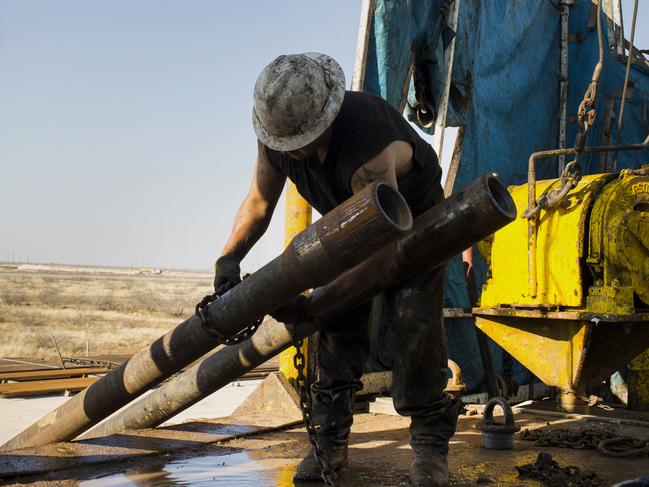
top-left (213, 255), bottom-right (241, 296)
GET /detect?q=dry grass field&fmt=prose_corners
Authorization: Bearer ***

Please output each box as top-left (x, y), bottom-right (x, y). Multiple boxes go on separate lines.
top-left (0, 263), bottom-right (213, 360)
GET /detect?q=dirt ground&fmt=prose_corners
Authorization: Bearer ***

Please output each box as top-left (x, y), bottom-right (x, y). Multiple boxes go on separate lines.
top-left (3, 409), bottom-right (648, 486)
top-left (0, 263), bottom-right (213, 359)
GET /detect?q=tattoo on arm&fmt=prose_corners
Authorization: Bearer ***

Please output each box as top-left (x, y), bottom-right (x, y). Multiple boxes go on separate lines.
top-left (352, 166), bottom-right (388, 192)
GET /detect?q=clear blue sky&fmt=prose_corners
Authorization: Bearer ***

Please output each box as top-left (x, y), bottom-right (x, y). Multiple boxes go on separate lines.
top-left (1, 1), bottom-right (360, 271)
top-left (1, 1), bottom-right (646, 271)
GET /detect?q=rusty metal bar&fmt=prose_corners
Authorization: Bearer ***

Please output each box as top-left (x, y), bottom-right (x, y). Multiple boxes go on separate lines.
top-left (463, 249), bottom-right (499, 399)
top-left (558, 1), bottom-right (572, 174)
top-left (83, 174), bottom-right (516, 437)
top-left (0, 377), bottom-right (99, 398)
top-left (0, 367), bottom-right (108, 382)
top-left (1, 182), bottom-right (411, 451)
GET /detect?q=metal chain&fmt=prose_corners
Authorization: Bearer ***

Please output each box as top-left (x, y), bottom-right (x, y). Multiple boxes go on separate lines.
top-left (522, 425), bottom-right (615, 449)
top-left (598, 436), bottom-right (649, 458)
top-left (62, 357), bottom-right (119, 369)
top-left (293, 325), bottom-right (336, 486)
top-left (521, 425), bottom-right (649, 457)
top-left (516, 452), bottom-right (602, 486)
top-left (194, 292), bottom-right (261, 345)
top-left (439, 0), bottom-right (454, 15)
top-left (62, 357), bottom-right (120, 369)
top-left (522, 159), bottom-right (583, 218)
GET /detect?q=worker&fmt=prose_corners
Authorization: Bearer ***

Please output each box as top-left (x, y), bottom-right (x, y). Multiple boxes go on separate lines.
top-left (214, 53), bottom-right (460, 486)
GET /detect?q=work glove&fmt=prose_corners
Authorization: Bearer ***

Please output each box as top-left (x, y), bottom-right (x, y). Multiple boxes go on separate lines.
top-left (270, 295), bottom-right (312, 325)
top-left (213, 255), bottom-right (241, 296)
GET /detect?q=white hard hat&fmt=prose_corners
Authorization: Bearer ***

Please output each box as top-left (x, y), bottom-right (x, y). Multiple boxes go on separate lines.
top-left (253, 53), bottom-right (346, 152)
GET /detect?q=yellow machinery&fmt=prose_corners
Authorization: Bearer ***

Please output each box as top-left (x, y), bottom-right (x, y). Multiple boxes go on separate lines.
top-left (475, 169), bottom-right (649, 410)
top-left (278, 182), bottom-right (312, 383)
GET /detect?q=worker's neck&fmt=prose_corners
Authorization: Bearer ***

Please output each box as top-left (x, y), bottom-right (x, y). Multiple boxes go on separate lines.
top-left (314, 128), bottom-right (332, 162)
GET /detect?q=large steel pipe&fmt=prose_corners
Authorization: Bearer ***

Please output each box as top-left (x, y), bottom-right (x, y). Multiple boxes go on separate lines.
top-left (308, 173), bottom-right (517, 320)
top-left (83, 174), bottom-right (516, 437)
top-left (1, 182), bottom-right (411, 451)
top-left (83, 318), bottom-right (309, 438)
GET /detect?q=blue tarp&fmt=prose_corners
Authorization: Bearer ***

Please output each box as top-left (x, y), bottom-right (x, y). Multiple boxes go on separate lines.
top-left (362, 0), bottom-right (649, 392)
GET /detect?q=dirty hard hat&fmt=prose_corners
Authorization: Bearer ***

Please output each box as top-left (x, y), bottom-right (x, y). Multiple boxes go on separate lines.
top-left (253, 53), bottom-right (346, 152)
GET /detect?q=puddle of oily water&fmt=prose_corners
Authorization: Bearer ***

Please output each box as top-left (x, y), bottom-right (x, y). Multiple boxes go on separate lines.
top-left (79, 452), bottom-right (299, 487)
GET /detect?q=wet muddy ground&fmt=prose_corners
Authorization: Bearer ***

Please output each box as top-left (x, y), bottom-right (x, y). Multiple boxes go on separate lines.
top-left (3, 409), bottom-right (648, 486)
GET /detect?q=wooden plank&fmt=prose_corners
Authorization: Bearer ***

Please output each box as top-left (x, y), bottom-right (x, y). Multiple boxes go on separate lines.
top-left (0, 377), bottom-right (98, 397)
top-left (443, 125), bottom-right (465, 197)
top-left (434, 0), bottom-right (461, 157)
top-left (351, 0), bottom-right (376, 91)
top-left (0, 367), bottom-right (108, 382)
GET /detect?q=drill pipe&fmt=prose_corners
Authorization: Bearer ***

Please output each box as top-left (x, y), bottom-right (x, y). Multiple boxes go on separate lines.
top-left (82, 174), bottom-right (516, 437)
top-left (1, 182), bottom-right (411, 451)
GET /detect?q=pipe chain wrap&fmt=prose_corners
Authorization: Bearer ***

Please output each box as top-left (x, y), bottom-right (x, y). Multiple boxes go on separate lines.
top-left (195, 274), bottom-right (262, 345)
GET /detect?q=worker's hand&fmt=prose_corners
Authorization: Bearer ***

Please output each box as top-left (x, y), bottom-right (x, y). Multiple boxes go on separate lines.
top-left (213, 255), bottom-right (241, 296)
top-left (270, 295), bottom-right (312, 325)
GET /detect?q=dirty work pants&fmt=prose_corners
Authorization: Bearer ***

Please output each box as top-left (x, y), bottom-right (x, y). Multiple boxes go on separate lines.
top-left (311, 264), bottom-right (459, 454)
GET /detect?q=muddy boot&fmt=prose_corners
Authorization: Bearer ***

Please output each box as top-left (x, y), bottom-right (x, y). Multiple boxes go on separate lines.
top-left (293, 388), bottom-right (354, 482)
top-left (293, 443), bottom-right (348, 482)
top-left (409, 450), bottom-right (449, 487)
top-left (408, 397), bottom-right (461, 487)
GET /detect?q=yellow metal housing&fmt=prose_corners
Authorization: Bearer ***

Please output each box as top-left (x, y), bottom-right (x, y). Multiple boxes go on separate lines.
top-left (587, 173), bottom-right (649, 313)
top-left (475, 311), bottom-right (588, 396)
top-left (476, 171), bottom-right (649, 410)
top-left (480, 174), bottom-right (612, 308)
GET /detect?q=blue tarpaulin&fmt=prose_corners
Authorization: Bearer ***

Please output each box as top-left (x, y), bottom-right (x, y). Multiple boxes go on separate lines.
top-left (362, 0), bottom-right (649, 392)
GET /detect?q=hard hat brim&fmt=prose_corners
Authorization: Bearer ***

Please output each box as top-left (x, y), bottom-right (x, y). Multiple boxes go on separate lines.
top-left (252, 53), bottom-right (346, 152)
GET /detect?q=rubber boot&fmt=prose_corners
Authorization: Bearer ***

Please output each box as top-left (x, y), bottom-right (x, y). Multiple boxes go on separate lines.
top-left (408, 397), bottom-right (461, 487)
top-left (293, 388), bottom-right (354, 482)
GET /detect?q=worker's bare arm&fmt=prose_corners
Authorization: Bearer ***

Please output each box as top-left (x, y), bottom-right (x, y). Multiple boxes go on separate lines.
top-left (220, 142), bottom-right (286, 260)
top-left (349, 140), bottom-right (413, 194)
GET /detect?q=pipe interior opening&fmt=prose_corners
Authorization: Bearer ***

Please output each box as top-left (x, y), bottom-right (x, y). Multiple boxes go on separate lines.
top-left (487, 176), bottom-right (517, 218)
top-left (376, 183), bottom-right (413, 231)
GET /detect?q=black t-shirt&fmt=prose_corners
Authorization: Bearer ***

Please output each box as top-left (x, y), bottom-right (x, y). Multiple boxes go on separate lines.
top-left (266, 91), bottom-right (444, 216)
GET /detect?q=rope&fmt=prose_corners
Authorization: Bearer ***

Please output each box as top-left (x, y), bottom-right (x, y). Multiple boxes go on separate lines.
top-left (614, 0), bottom-right (639, 170)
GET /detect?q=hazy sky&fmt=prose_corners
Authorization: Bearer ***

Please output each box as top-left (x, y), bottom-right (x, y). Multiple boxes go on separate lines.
top-left (1, 1), bottom-right (361, 271)
top-left (1, 1), bottom-right (646, 271)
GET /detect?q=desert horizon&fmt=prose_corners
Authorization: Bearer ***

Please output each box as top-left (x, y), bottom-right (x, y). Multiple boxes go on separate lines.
top-left (0, 262), bottom-right (213, 360)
